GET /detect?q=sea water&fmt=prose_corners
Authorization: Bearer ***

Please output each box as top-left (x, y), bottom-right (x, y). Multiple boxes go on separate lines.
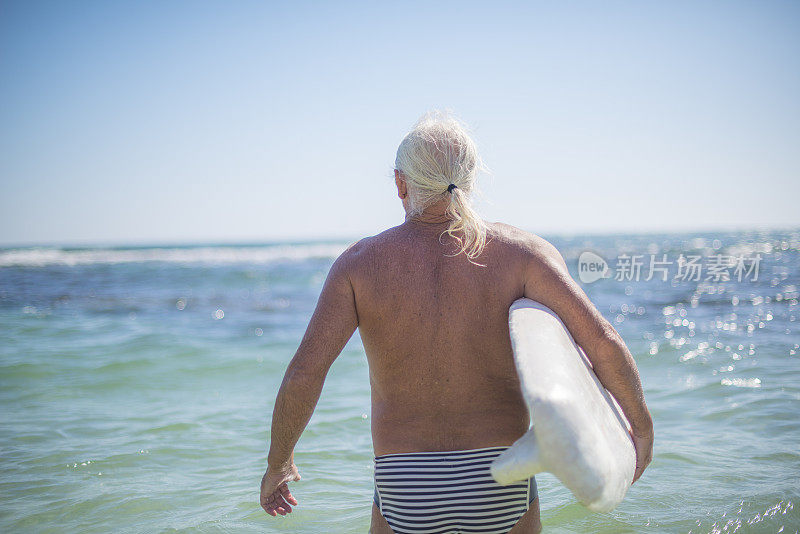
top-left (0, 229), bottom-right (798, 533)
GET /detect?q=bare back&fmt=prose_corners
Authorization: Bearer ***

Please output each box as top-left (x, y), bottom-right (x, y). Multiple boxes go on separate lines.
top-left (348, 220), bottom-right (534, 456)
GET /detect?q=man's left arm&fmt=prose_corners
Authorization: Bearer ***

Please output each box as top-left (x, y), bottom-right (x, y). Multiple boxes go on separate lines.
top-left (260, 249), bottom-right (359, 517)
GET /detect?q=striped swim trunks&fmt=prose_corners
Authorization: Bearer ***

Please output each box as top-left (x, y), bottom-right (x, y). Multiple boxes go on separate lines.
top-left (373, 446), bottom-right (537, 534)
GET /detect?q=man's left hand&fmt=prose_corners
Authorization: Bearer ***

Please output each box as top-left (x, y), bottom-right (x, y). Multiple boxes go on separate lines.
top-left (260, 464), bottom-right (301, 517)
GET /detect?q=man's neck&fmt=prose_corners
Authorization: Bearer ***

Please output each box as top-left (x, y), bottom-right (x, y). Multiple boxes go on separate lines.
top-left (405, 212), bottom-right (452, 225)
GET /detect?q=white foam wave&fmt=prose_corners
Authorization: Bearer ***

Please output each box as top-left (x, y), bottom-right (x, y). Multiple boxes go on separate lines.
top-left (0, 243), bottom-right (349, 267)
top-left (720, 377), bottom-right (762, 388)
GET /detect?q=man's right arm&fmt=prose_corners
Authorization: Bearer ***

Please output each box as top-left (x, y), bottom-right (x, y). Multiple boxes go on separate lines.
top-left (521, 235), bottom-right (654, 482)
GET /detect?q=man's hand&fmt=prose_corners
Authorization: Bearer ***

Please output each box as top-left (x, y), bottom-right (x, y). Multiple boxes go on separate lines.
top-left (260, 464), bottom-right (301, 517)
top-left (630, 429), bottom-right (654, 484)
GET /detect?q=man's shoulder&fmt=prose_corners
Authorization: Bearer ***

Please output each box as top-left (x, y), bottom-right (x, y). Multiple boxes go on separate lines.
top-left (338, 224), bottom-right (407, 258)
top-left (330, 230), bottom-right (391, 274)
top-left (486, 222), bottom-right (561, 260)
top-left (487, 222), bottom-right (569, 279)
top-left (332, 236), bottom-right (371, 268)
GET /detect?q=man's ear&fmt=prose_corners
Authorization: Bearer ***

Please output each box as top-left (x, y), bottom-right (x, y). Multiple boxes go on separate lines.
top-left (394, 169), bottom-right (407, 199)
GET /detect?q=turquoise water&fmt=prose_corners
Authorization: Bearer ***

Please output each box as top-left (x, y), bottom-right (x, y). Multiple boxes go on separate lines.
top-left (1, 229), bottom-right (798, 533)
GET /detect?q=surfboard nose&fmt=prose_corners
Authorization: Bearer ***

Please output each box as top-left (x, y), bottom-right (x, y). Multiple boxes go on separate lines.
top-left (490, 430), bottom-right (542, 485)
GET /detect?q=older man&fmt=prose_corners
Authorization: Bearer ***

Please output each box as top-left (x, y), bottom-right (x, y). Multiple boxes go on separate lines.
top-left (260, 113), bottom-right (654, 533)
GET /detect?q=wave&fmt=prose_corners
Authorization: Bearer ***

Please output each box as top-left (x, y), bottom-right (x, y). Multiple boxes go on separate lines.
top-left (0, 242), bottom-right (349, 267)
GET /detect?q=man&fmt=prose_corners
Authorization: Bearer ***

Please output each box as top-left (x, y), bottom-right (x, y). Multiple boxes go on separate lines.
top-left (260, 113), bottom-right (654, 533)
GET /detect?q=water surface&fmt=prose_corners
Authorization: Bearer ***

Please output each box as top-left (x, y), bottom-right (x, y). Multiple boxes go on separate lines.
top-left (1, 230), bottom-right (798, 532)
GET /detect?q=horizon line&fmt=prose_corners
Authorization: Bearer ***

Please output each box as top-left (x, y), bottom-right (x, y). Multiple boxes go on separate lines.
top-left (1, 223), bottom-right (798, 249)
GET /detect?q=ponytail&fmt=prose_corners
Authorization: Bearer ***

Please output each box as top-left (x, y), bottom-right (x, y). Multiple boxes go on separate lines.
top-left (442, 186), bottom-right (487, 265)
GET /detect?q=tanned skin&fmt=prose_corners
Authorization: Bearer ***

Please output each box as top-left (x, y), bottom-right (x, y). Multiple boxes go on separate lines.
top-left (260, 172), bottom-right (654, 532)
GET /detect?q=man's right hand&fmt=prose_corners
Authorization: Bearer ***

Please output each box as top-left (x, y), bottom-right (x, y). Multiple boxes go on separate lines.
top-left (260, 463), bottom-right (301, 517)
top-left (630, 429), bottom-right (653, 484)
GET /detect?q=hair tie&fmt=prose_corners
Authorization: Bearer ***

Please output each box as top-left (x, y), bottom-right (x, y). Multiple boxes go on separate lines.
top-left (447, 183), bottom-right (458, 193)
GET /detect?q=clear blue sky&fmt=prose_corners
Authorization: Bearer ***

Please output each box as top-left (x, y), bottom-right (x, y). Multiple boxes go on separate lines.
top-left (1, 1), bottom-right (798, 246)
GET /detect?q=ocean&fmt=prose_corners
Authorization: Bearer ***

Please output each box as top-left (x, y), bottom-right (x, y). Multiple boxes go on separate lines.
top-left (0, 229), bottom-right (798, 533)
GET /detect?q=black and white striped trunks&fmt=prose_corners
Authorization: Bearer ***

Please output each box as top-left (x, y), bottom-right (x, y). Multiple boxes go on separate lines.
top-left (373, 446), bottom-right (538, 534)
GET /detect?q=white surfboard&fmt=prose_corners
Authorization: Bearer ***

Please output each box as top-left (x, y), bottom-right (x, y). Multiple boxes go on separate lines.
top-left (490, 298), bottom-right (636, 512)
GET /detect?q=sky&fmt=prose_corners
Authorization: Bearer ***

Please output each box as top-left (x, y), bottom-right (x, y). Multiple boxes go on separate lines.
top-left (1, 0), bottom-right (798, 247)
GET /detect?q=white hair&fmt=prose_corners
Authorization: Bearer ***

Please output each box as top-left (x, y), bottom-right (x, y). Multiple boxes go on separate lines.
top-left (394, 111), bottom-right (488, 264)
